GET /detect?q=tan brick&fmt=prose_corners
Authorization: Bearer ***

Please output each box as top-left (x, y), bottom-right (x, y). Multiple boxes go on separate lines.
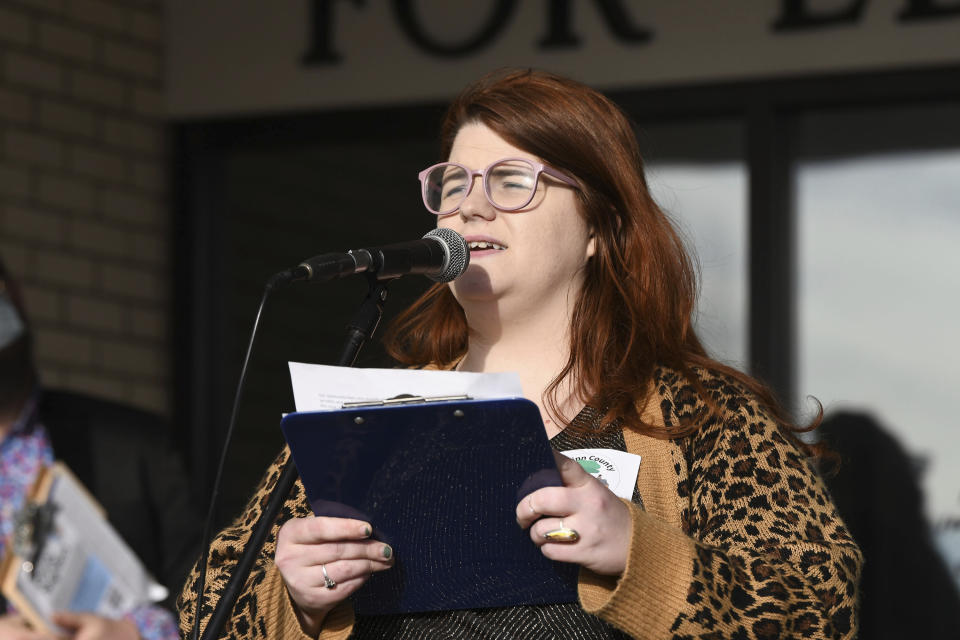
top-left (129, 229), bottom-right (164, 264)
top-left (102, 117), bottom-right (161, 153)
top-left (0, 241), bottom-right (30, 275)
top-left (0, 163), bottom-right (31, 198)
top-left (99, 339), bottom-right (163, 376)
top-left (16, 0), bottom-right (63, 15)
top-left (1, 205), bottom-right (67, 243)
top-left (101, 39), bottom-right (159, 80)
top-left (99, 188), bottom-right (164, 226)
top-left (0, 6), bottom-right (32, 45)
top-left (130, 382), bottom-right (169, 415)
top-left (100, 262), bottom-right (163, 300)
top-left (33, 249), bottom-right (94, 287)
top-left (127, 306), bottom-right (165, 340)
top-left (18, 283), bottom-right (61, 323)
top-left (62, 370), bottom-right (130, 404)
top-left (131, 159), bottom-right (164, 193)
top-left (131, 86), bottom-right (162, 118)
top-left (68, 218), bottom-right (128, 256)
top-left (0, 87), bottom-right (32, 123)
top-left (66, 0), bottom-right (128, 33)
top-left (39, 99), bottom-right (96, 137)
top-left (20, 282), bottom-right (62, 327)
top-left (39, 21), bottom-right (95, 61)
top-left (34, 327), bottom-right (94, 366)
top-left (5, 130), bottom-right (64, 169)
top-left (66, 293), bottom-right (123, 331)
top-left (37, 364), bottom-right (65, 387)
top-left (130, 10), bottom-right (161, 44)
top-left (5, 52), bottom-right (64, 93)
top-left (37, 174), bottom-right (96, 211)
top-left (69, 144), bottom-right (126, 182)
top-left (70, 69), bottom-right (125, 108)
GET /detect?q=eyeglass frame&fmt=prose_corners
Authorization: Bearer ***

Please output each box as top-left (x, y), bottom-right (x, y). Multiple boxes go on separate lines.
top-left (418, 157), bottom-right (579, 216)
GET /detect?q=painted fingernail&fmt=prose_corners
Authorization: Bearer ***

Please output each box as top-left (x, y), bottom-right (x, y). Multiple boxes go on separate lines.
top-left (382, 545), bottom-right (393, 559)
top-left (363, 525), bottom-right (372, 537)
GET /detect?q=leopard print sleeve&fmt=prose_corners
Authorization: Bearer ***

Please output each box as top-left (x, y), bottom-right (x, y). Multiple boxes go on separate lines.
top-left (176, 447), bottom-right (315, 639)
top-left (581, 369), bottom-right (862, 639)
top-left (670, 382), bottom-right (863, 639)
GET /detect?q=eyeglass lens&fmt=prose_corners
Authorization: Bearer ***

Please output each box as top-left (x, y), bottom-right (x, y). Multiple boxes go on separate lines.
top-left (423, 160), bottom-right (538, 214)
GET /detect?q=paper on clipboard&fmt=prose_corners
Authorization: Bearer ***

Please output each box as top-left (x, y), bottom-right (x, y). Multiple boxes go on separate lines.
top-left (0, 463), bottom-right (167, 635)
top-left (288, 361), bottom-right (524, 411)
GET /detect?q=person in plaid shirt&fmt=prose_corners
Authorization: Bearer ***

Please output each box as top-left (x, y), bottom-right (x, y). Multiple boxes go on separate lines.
top-left (0, 256), bottom-right (201, 640)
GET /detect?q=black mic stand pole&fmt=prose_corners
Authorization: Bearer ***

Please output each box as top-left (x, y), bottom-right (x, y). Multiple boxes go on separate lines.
top-left (199, 275), bottom-right (391, 640)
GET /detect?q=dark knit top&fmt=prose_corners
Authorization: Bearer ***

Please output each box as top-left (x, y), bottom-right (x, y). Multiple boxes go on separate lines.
top-left (349, 406), bottom-right (635, 639)
top-left (178, 366), bottom-right (863, 640)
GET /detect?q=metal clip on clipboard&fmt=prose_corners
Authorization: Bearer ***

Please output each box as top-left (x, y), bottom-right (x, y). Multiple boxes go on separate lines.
top-left (11, 501), bottom-right (57, 576)
top-left (341, 393), bottom-right (471, 408)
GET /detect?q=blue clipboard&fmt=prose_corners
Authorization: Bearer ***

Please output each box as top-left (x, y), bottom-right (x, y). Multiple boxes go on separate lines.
top-left (279, 397), bottom-right (579, 615)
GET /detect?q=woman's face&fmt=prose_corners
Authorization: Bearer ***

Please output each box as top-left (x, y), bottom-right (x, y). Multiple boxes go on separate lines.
top-left (437, 122), bottom-right (595, 315)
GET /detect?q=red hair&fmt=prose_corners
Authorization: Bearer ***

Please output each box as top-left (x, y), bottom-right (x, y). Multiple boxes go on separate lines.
top-left (385, 69), bottom-right (817, 444)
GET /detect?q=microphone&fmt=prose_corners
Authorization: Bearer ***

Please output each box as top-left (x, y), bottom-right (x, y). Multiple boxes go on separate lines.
top-left (288, 228), bottom-right (469, 284)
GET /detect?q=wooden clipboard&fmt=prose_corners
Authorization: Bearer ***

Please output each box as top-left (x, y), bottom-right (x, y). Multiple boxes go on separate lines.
top-left (3, 463), bottom-right (89, 632)
top-left (0, 462), bottom-right (159, 634)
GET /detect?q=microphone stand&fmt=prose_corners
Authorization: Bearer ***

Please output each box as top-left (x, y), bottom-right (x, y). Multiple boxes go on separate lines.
top-left (198, 274), bottom-right (391, 640)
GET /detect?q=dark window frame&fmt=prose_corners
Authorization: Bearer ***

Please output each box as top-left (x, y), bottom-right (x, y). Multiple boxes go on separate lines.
top-left (171, 64), bottom-right (960, 500)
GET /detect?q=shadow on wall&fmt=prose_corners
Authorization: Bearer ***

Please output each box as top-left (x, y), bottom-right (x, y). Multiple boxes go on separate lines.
top-left (819, 411), bottom-right (960, 640)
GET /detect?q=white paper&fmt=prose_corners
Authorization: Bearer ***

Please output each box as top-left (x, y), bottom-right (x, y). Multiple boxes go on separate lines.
top-left (288, 362), bottom-right (524, 411)
top-left (11, 465), bottom-right (167, 634)
top-left (560, 449), bottom-right (642, 499)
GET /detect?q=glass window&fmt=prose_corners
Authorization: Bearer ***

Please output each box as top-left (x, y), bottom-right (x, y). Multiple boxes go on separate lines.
top-left (640, 119), bottom-right (748, 365)
top-left (797, 106), bottom-right (960, 584)
top-left (647, 163), bottom-right (748, 365)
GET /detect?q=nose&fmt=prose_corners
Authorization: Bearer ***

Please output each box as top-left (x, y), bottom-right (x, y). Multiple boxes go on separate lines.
top-left (458, 175), bottom-right (496, 221)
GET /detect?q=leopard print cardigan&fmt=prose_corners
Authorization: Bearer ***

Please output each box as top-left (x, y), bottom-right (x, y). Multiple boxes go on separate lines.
top-left (178, 366), bottom-right (862, 639)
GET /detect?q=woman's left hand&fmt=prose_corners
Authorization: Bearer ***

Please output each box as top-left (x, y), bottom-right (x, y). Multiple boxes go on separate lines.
top-left (515, 451), bottom-right (632, 576)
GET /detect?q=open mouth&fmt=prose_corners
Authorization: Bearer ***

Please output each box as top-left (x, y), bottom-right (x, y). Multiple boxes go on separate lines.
top-left (467, 241), bottom-right (507, 251)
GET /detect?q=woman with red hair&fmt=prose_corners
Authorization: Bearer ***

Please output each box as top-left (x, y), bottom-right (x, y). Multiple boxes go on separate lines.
top-left (180, 69), bottom-right (861, 639)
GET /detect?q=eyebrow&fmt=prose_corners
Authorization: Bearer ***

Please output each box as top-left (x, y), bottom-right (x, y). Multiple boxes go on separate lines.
top-left (489, 166), bottom-right (530, 177)
top-left (440, 173), bottom-right (466, 186)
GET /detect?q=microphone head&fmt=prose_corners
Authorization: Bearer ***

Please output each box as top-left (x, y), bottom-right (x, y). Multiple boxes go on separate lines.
top-left (423, 228), bottom-right (470, 283)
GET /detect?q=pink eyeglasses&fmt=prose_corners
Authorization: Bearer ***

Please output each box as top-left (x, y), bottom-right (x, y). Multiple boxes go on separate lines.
top-left (419, 157), bottom-right (578, 215)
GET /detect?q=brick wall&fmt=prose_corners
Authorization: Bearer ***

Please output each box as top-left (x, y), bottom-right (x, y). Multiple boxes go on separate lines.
top-left (0, 0), bottom-right (169, 415)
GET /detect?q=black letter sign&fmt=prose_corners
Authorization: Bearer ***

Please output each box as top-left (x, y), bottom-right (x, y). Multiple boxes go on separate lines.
top-left (539, 0), bottom-right (653, 48)
top-left (392, 0), bottom-right (518, 57)
top-left (302, 0), bottom-right (366, 65)
top-left (899, 0), bottom-right (960, 21)
top-left (773, 0), bottom-right (868, 30)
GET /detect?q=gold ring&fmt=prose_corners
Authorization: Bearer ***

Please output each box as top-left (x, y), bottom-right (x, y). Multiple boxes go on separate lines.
top-left (543, 519), bottom-right (580, 543)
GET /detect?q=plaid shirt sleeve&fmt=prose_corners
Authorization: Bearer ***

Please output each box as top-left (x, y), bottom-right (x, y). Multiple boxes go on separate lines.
top-left (126, 604), bottom-right (180, 640)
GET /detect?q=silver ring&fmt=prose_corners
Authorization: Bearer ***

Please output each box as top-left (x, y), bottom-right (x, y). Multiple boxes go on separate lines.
top-left (321, 563), bottom-right (336, 589)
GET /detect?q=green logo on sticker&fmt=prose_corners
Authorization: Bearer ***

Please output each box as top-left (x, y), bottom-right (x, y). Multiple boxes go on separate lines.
top-left (578, 459), bottom-right (601, 474)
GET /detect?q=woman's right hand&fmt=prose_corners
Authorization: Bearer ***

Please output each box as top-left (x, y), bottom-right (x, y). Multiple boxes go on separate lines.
top-left (274, 516), bottom-right (394, 636)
